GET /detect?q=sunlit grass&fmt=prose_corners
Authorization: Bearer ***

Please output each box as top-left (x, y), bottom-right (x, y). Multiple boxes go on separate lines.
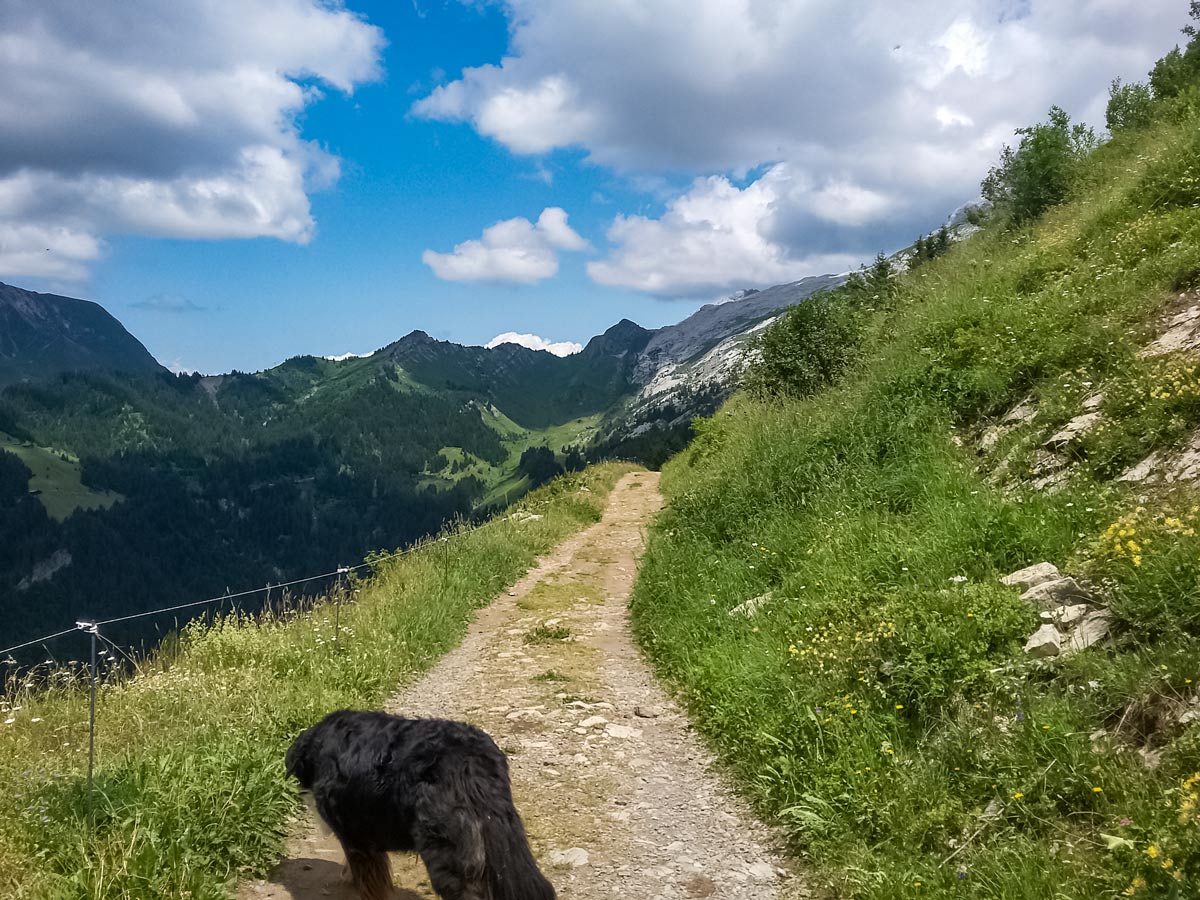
top-left (633, 101), bottom-right (1200, 898)
top-left (0, 463), bottom-right (634, 900)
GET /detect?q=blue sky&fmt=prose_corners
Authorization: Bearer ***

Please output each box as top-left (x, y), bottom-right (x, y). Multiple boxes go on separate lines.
top-left (100, 1), bottom-right (666, 372)
top-left (0, 1), bottom-right (1187, 373)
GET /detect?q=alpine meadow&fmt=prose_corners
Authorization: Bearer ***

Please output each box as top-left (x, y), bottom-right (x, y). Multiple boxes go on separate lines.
top-left (3, 3), bottom-right (1200, 900)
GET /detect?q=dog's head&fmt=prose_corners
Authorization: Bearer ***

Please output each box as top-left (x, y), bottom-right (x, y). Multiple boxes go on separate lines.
top-left (284, 724), bottom-right (317, 788)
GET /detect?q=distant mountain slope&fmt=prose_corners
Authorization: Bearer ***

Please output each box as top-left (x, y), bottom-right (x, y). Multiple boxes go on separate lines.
top-left (375, 319), bottom-right (652, 428)
top-left (586, 274), bottom-right (849, 462)
top-left (0, 273), bottom-right (842, 651)
top-left (0, 281), bottom-right (165, 386)
top-left (637, 274), bottom-right (847, 370)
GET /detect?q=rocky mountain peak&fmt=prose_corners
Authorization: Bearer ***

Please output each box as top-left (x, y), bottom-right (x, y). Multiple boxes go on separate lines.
top-left (0, 281), bottom-right (165, 387)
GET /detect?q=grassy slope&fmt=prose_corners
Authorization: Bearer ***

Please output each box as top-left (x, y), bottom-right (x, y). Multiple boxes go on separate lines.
top-left (0, 462), bottom-right (634, 900)
top-left (1, 432), bottom-right (120, 520)
top-left (632, 104), bottom-right (1200, 897)
top-left (420, 406), bottom-right (602, 506)
top-left (238, 357), bottom-right (595, 505)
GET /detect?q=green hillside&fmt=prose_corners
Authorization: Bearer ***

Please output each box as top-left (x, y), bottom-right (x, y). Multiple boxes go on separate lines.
top-left (375, 321), bottom-right (651, 429)
top-left (633, 30), bottom-right (1200, 900)
top-left (0, 434), bottom-right (119, 521)
top-left (0, 362), bottom-right (501, 655)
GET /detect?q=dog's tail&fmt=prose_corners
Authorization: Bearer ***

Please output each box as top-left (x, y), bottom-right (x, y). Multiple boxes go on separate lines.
top-left (451, 753), bottom-right (556, 900)
top-left (477, 802), bottom-right (556, 900)
top-left (415, 757), bottom-right (556, 900)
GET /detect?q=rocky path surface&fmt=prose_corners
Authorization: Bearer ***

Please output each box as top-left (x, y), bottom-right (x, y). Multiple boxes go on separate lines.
top-left (240, 471), bottom-right (801, 900)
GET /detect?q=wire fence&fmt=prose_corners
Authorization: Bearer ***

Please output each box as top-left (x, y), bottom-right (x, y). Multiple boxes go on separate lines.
top-left (0, 548), bottom-right (421, 660)
top-left (0, 541), bottom-right (425, 821)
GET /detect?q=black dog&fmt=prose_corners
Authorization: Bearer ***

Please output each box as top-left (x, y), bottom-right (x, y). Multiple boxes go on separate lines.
top-left (285, 709), bottom-right (556, 900)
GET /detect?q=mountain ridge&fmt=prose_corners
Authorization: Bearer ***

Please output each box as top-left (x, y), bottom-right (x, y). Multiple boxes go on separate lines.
top-left (0, 281), bottom-right (166, 387)
top-left (0, 270), bottom-right (842, 651)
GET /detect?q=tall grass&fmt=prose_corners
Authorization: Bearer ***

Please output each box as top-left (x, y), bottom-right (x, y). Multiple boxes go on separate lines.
top-left (633, 99), bottom-right (1200, 897)
top-left (0, 463), bottom-right (633, 900)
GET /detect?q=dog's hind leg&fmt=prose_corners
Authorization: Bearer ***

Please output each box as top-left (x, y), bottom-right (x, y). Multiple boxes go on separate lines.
top-left (341, 843), bottom-right (394, 900)
top-left (416, 841), bottom-right (487, 900)
top-left (413, 810), bottom-right (487, 900)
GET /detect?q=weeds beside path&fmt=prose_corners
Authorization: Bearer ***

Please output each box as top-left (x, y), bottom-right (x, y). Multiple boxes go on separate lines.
top-left (240, 471), bottom-right (803, 900)
top-left (0, 464), bottom-right (634, 900)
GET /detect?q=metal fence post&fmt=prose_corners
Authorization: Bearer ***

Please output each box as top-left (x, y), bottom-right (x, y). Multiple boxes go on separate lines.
top-left (334, 566), bottom-right (350, 645)
top-left (76, 621), bottom-right (99, 824)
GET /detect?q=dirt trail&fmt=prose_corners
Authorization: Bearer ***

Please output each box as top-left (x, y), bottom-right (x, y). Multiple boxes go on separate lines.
top-left (239, 472), bottom-right (801, 900)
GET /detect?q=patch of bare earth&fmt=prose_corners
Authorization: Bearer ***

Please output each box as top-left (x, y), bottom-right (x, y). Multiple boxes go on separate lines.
top-left (239, 472), bottom-right (803, 900)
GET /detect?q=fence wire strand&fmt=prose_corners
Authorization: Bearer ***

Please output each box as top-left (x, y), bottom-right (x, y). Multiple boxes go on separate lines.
top-left (1, 540), bottom-right (424, 658)
top-left (0, 626), bottom-right (85, 659)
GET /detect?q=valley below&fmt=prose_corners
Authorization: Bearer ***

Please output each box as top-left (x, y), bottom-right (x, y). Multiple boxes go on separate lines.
top-left (0, 275), bottom-right (837, 655)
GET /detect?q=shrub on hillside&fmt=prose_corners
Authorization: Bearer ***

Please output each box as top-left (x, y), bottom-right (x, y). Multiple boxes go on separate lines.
top-left (1092, 504), bottom-right (1200, 637)
top-left (1106, 78), bottom-right (1155, 132)
top-left (743, 295), bottom-right (862, 399)
top-left (1146, 4), bottom-right (1200, 101)
top-left (981, 105), bottom-right (1098, 224)
top-left (908, 227), bottom-right (952, 270)
top-left (1151, 46), bottom-right (1198, 100)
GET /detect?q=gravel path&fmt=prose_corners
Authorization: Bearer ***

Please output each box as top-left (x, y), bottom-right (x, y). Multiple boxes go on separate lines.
top-left (240, 471), bottom-right (803, 900)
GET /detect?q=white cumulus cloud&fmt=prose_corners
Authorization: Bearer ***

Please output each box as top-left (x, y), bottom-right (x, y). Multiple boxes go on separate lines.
top-left (423, 207), bottom-right (588, 284)
top-left (588, 165), bottom-right (862, 297)
top-left (0, 223), bottom-right (101, 281)
top-left (485, 332), bottom-right (583, 356)
top-left (0, 0), bottom-right (385, 281)
top-left (417, 0), bottom-right (1183, 295)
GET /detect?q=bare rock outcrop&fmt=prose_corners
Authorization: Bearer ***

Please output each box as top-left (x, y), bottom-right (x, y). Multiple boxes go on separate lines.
top-left (1001, 563), bottom-right (1113, 658)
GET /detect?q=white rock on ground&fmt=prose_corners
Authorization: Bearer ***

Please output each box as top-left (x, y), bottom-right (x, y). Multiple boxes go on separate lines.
top-left (1140, 302), bottom-right (1200, 358)
top-left (1025, 624), bottom-right (1063, 657)
top-left (979, 424), bottom-right (1008, 453)
top-left (548, 848), bottom-right (591, 868)
top-left (1120, 427), bottom-right (1200, 484)
top-left (1044, 412), bottom-right (1103, 452)
top-left (1020, 576), bottom-right (1091, 608)
top-left (1030, 450), bottom-right (1069, 476)
top-left (1119, 450), bottom-right (1165, 483)
top-left (604, 723), bottom-right (641, 740)
top-left (1040, 603), bottom-right (1090, 628)
top-left (1001, 562), bottom-right (1061, 591)
top-left (1065, 609), bottom-right (1113, 654)
top-left (728, 591), bottom-right (773, 618)
top-left (1002, 398), bottom-right (1037, 425)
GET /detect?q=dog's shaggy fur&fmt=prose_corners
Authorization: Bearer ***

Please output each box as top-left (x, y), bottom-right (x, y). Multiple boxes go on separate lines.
top-left (286, 709), bottom-right (556, 900)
